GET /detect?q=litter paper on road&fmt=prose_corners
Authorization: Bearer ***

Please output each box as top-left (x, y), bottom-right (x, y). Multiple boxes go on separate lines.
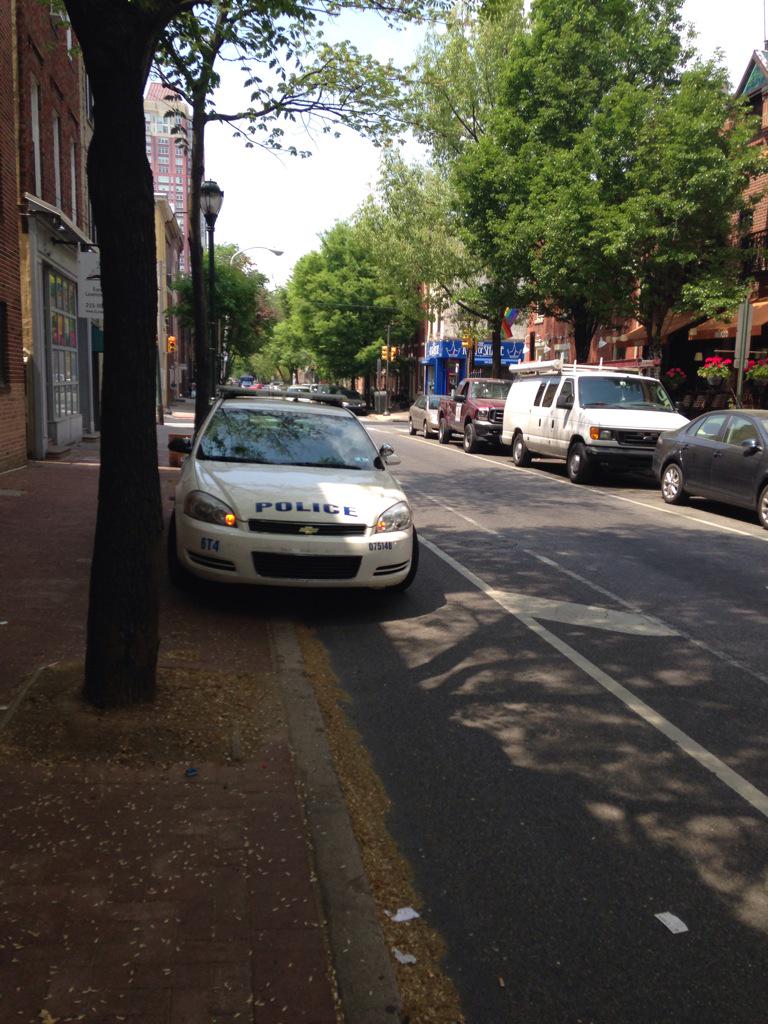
top-left (392, 948), bottom-right (417, 965)
top-left (387, 906), bottom-right (420, 923)
top-left (655, 912), bottom-right (689, 934)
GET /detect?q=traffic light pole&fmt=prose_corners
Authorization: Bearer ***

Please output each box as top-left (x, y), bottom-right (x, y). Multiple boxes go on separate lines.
top-left (384, 323), bottom-right (391, 416)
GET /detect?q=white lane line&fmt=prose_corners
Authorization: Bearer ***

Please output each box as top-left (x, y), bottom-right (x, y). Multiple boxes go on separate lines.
top-left (375, 426), bottom-right (768, 542)
top-left (420, 537), bottom-right (674, 636)
top-left (415, 487), bottom-right (768, 687)
top-left (420, 535), bottom-right (768, 821)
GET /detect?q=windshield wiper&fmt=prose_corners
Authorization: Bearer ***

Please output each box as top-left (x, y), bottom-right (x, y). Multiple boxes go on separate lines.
top-left (289, 461), bottom-right (363, 470)
top-left (196, 454), bottom-right (267, 463)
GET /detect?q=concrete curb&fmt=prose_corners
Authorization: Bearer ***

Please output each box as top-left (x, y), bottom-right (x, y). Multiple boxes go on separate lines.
top-left (270, 620), bottom-right (402, 1024)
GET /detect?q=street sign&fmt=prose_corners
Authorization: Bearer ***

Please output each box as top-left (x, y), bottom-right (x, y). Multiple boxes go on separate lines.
top-left (77, 249), bottom-right (103, 319)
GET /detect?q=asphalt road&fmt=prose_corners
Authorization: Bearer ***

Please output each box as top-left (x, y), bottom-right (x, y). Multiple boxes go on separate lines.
top-left (303, 422), bottom-right (768, 1024)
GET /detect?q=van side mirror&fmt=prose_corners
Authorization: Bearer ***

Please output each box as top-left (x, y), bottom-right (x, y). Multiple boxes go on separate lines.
top-left (556, 394), bottom-right (574, 410)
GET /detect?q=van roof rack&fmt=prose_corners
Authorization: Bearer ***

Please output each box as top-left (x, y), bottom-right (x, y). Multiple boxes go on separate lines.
top-left (507, 359), bottom-right (643, 376)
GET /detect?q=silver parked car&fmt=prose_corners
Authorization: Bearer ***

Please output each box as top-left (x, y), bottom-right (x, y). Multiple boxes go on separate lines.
top-left (408, 394), bottom-right (443, 438)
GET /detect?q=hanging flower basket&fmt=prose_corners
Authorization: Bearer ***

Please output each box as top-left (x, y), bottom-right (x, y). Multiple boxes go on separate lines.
top-left (697, 356), bottom-right (732, 387)
top-left (662, 367), bottom-right (687, 392)
top-left (746, 359), bottom-right (768, 388)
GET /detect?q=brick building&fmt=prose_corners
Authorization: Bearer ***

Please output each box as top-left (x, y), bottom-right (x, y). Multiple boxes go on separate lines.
top-left (0, 0), bottom-right (25, 472)
top-left (16, 0), bottom-right (96, 458)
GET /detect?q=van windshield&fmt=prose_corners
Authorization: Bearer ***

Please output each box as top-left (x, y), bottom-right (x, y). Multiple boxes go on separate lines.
top-left (578, 376), bottom-right (673, 411)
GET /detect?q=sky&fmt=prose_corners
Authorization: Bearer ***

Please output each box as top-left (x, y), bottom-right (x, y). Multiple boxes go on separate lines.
top-left (204, 1), bottom-right (768, 288)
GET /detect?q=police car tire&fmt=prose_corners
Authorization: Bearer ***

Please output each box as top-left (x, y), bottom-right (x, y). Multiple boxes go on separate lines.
top-left (390, 528), bottom-right (419, 592)
top-left (438, 418), bottom-right (451, 444)
top-left (167, 515), bottom-right (196, 591)
top-left (422, 418), bottom-right (430, 438)
top-left (408, 417), bottom-right (416, 435)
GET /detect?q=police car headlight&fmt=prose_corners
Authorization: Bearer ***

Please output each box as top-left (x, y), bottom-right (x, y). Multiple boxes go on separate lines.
top-left (476, 408), bottom-right (489, 420)
top-left (184, 490), bottom-right (238, 528)
top-left (375, 501), bottom-right (412, 534)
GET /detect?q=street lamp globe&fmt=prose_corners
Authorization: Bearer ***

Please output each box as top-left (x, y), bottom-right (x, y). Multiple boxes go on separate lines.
top-left (200, 179), bottom-right (224, 226)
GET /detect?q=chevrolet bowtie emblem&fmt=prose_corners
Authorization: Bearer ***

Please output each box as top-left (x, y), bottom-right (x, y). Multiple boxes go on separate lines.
top-left (298, 526), bottom-right (320, 535)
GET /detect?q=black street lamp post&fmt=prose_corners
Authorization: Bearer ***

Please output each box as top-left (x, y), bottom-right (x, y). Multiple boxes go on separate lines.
top-left (200, 179), bottom-right (224, 398)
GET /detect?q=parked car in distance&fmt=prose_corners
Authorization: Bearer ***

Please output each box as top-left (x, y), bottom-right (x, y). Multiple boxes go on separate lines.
top-left (408, 394), bottom-right (443, 437)
top-left (323, 385), bottom-right (368, 416)
top-left (438, 378), bottom-right (512, 452)
top-left (653, 409), bottom-right (768, 529)
top-left (167, 391), bottom-right (419, 589)
top-left (502, 362), bottom-right (689, 483)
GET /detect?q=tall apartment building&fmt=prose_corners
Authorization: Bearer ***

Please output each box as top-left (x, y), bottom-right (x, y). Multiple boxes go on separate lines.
top-left (144, 83), bottom-right (192, 273)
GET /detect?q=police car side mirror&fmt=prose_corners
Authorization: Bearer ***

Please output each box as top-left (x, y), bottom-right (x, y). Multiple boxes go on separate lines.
top-left (168, 435), bottom-right (192, 454)
top-left (378, 443), bottom-right (401, 466)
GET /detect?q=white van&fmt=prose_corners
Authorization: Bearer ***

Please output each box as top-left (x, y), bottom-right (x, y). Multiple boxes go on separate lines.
top-left (501, 361), bottom-right (690, 483)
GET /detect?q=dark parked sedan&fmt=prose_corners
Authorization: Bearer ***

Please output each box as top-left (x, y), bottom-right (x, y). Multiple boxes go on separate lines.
top-left (653, 409), bottom-right (768, 529)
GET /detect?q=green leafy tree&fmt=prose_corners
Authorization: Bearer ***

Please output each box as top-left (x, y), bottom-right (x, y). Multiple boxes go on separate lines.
top-left (171, 243), bottom-right (275, 377)
top-left (278, 221), bottom-right (416, 380)
top-left (153, 0), bottom-right (434, 429)
top-left (61, 0), bottom-right (440, 710)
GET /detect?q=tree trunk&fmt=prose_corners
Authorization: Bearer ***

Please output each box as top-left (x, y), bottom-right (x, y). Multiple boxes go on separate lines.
top-left (190, 86), bottom-right (211, 432)
top-left (73, 12), bottom-right (164, 707)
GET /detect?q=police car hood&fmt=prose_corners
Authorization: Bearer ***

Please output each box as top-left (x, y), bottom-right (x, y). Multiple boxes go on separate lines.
top-left (194, 462), bottom-right (406, 526)
top-left (586, 408), bottom-right (689, 431)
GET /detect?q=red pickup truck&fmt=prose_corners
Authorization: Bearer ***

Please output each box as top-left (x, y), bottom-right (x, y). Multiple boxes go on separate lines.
top-left (437, 377), bottom-right (512, 452)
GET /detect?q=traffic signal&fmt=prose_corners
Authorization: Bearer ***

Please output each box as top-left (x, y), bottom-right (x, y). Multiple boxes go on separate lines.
top-left (381, 345), bottom-right (389, 360)
top-left (389, 346), bottom-right (398, 359)
top-left (167, 335), bottom-right (177, 353)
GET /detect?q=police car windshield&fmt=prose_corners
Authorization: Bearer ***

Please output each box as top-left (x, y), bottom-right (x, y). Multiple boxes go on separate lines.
top-left (197, 407), bottom-right (377, 469)
top-left (578, 377), bottom-right (673, 410)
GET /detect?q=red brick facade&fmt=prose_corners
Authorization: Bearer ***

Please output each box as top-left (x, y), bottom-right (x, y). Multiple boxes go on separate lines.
top-left (0, 0), bottom-right (25, 472)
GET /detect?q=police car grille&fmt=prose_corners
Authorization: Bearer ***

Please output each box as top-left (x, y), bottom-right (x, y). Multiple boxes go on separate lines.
top-left (248, 520), bottom-right (367, 536)
top-left (616, 430), bottom-right (660, 448)
top-left (252, 553), bottom-right (362, 579)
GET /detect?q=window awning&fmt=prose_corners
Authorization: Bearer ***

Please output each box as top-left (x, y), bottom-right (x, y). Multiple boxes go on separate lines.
top-left (620, 312), bottom-right (701, 345)
top-left (687, 299), bottom-right (768, 340)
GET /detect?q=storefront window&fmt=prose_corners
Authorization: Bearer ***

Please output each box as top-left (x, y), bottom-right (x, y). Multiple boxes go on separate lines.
top-left (45, 269), bottom-right (79, 419)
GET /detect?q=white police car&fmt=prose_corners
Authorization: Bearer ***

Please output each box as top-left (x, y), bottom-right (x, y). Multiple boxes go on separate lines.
top-left (168, 390), bottom-right (418, 590)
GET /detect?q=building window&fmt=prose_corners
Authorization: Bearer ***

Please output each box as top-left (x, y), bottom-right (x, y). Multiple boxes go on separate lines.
top-left (45, 269), bottom-right (79, 419)
top-left (70, 141), bottom-right (77, 222)
top-left (31, 79), bottom-right (42, 195)
top-left (52, 114), bottom-right (62, 209)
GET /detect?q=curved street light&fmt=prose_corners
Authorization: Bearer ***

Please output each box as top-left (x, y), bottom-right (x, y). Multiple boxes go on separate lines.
top-left (229, 245), bottom-right (284, 266)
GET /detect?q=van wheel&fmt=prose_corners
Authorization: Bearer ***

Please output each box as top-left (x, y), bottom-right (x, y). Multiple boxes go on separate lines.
top-left (438, 418), bottom-right (451, 444)
top-left (512, 433), bottom-right (532, 467)
top-left (463, 421), bottom-right (478, 453)
top-left (567, 442), bottom-right (593, 484)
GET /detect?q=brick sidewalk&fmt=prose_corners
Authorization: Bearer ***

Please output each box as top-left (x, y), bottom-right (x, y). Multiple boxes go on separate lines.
top-left (0, 410), bottom-right (344, 1024)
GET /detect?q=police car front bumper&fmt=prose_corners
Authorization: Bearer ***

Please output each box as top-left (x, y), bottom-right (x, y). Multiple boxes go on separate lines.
top-left (176, 515), bottom-right (414, 588)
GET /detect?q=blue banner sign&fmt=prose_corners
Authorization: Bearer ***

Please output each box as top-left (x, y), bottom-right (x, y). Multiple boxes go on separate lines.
top-left (473, 340), bottom-right (525, 365)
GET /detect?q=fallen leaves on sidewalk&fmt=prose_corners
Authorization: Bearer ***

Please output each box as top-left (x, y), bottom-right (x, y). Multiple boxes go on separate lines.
top-left (0, 653), bottom-right (284, 767)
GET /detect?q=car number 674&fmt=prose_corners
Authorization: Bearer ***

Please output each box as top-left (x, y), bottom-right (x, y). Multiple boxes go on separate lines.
top-left (369, 541), bottom-right (393, 551)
